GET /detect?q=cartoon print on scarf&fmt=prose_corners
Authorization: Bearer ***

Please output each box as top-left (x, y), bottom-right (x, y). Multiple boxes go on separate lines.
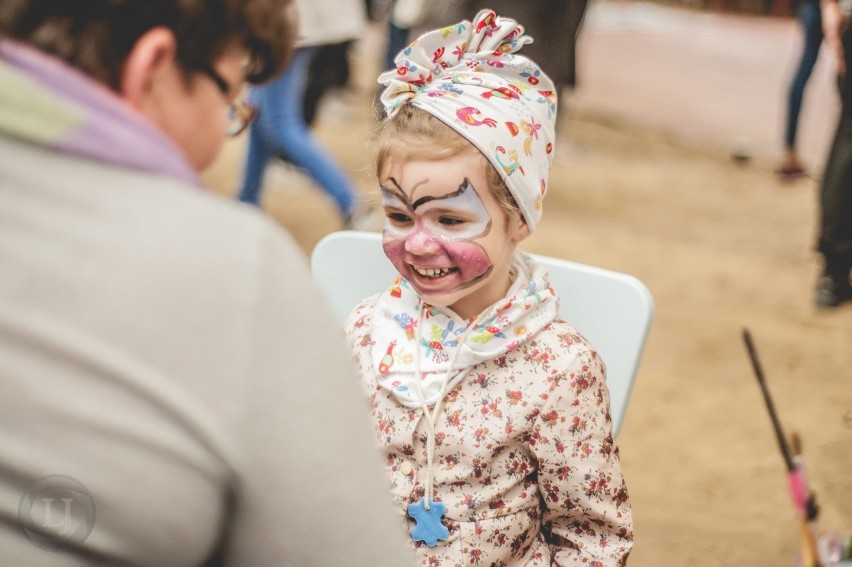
top-left (470, 314), bottom-right (509, 344)
top-left (422, 316), bottom-right (467, 363)
top-left (371, 253), bottom-right (559, 408)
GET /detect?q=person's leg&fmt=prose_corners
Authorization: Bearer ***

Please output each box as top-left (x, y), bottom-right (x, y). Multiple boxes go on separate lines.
top-left (782, 1), bottom-right (823, 173)
top-left (818, 129), bottom-right (852, 293)
top-left (564, 0), bottom-right (589, 91)
top-left (819, 120), bottom-right (852, 261)
top-left (386, 21), bottom-right (411, 70)
top-left (304, 41), bottom-right (353, 127)
top-left (238, 87), bottom-right (271, 205)
top-left (253, 47), bottom-right (356, 218)
top-left (815, 31), bottom-right (852, 306)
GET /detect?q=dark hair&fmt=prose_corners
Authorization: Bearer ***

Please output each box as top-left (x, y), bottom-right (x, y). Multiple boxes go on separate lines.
top-left (0, 0), bottom-right (295, 89)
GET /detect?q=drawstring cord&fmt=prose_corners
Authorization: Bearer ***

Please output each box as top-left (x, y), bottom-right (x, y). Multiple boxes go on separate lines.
top-left (412, 301), bottom-right (484, 511)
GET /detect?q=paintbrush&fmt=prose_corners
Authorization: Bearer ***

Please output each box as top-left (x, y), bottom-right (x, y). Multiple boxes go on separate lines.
top-left (742, 328), bottom-right (820, 567)
top-left (790, 433), bottom-right (820, 523)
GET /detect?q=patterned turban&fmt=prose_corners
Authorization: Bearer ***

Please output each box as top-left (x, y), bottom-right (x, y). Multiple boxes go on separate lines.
top-left (378, 9), bottom-right (558, 231)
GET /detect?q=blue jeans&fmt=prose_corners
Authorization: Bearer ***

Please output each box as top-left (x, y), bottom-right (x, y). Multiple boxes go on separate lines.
top-left (785, 0), bottom-right (823, 150)
top-left (239, 47), bottom-right (355, 217)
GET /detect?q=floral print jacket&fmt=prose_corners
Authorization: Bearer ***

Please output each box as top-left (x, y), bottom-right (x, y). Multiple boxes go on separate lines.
top-left (346, 295), bottom-right (633, 566)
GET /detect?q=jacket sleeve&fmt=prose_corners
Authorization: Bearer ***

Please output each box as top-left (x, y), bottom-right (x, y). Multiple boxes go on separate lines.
top-left (530, 346), bottom-right (633, 566)
top-left (222, 224), bottom-right (413, 566)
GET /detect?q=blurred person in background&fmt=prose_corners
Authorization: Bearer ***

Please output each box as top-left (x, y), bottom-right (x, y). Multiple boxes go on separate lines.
top-left (777, 0), bottom-right (823, 181)
top-left (466, 0), bottom-right (589, 105)
top-left (368, 0), bottom-right (501, 119)
top-left (376, 0), bottom-right (588, 126)
top-left (376, 0), bottom-right (590, 94)
top-left (238, 0), bottom-right (367, 228)
top-left (303, 40), bottom-right (355, 127)
top-left (374, 0), bottom-right (465, 72)
top-left (0, 1), bottom-right (412, 565)
top-left (814, 0), bottom-right (852, 307)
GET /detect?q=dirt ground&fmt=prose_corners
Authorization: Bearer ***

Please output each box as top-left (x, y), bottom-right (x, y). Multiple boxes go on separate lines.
top-left (203, 21), bottom-right (852, 567)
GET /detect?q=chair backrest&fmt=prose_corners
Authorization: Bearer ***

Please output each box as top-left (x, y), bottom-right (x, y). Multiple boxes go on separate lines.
top-left (310, 230), bottom-right (653, 435)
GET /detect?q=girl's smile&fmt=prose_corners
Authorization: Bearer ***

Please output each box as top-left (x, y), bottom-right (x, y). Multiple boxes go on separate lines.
top-left (410, 265), bottom-right (457, 278)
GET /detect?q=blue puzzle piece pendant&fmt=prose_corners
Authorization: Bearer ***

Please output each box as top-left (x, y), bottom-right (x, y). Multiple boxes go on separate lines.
top-left (407, 497), bottom-right (449, 547)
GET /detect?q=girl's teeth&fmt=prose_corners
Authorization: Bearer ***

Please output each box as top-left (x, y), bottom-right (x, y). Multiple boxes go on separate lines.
top-left (415, 266), bottom-right (451, 277)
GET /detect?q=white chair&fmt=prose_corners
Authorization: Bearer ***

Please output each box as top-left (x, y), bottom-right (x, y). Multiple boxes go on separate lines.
top-left (311, 230), bottom-right (654, 435)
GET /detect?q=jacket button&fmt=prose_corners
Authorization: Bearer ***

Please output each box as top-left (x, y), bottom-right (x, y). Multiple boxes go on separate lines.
top-left (399, 461), bottom-right (414, 476)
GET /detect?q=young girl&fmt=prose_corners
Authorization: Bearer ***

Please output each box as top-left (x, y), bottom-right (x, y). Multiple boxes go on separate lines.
top-left (346, 10), bottom-right (633, 566)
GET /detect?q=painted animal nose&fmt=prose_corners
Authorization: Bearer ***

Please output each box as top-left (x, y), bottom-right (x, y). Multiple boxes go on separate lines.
top-left (404, 228), bottom-right (441, 254)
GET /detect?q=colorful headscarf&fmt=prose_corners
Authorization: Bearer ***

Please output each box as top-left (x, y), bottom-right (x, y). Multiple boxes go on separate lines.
top-left (378, 9), bottom-right (558, 232)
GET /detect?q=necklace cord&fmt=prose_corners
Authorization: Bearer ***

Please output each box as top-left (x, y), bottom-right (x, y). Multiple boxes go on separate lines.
top-left (412, 302), bottom-right (484, 511)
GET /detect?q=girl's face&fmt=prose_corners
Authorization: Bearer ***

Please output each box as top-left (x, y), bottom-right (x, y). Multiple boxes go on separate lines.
top-left (380, 151), bottom-right (528, 320)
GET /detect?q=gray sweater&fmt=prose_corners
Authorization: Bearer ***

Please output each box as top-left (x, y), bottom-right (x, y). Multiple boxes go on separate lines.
top-left (0, 135), bottom-right (411, 566)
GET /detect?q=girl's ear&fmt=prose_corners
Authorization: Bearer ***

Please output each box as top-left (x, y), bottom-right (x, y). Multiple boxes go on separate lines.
top-left (510, 216), bottom-right (530, 243)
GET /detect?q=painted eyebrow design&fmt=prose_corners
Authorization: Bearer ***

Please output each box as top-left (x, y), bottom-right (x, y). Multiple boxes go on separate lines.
top-left (380, 178), bottom-right (408, 203)
top-left (381, 177), bottom-right (474, 210)
top-left (388, 177), bottom-right (473, 211)
top-left (411, 178), bottom-right (474, 210)
top-left (382, 176), bottom-right (478, 213)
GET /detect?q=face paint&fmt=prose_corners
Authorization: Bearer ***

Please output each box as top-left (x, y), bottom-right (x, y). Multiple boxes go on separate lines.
top-left (379, 153), bottom-right (524, 319)
top-left (382, 180), bottom-right (490, 239)
top-left (382, 178), bottom-right (494, 298)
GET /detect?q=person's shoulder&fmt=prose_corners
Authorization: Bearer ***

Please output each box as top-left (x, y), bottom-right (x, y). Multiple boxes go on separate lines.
top-left (522, 317), bottom-right (604, 373)
top-left (534, 317), bottom-right (597, 354)
top-left (124, 175), bottom-right (303, 271)
top-left (93, 170), bottom-right (311, 309)
top-left (134, 176), bottom-right (284, 245)
top-left (515, 319), bottom-right (608, 416)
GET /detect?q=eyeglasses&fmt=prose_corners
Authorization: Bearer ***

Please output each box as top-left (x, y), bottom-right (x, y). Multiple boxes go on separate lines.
top-left (202, 68), bottom-right (259, 137)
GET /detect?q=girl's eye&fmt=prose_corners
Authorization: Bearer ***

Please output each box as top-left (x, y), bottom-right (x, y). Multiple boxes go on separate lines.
top-left (386, 212), bottom-right (412, 224)
top-left (438, 216), bottom-right (466, 226)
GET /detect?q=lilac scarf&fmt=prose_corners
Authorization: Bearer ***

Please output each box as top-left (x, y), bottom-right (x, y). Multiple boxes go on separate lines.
top-left (0, 40), bottom-right (201, 186)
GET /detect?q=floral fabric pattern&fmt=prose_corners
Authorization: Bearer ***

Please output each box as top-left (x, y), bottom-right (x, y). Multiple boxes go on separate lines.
top-left (346, 296), bottom-right (634, 566)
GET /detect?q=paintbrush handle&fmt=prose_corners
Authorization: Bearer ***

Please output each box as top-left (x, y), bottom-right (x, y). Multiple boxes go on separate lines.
top-left (742, 329), bottom-right (795, 471)
top-left (799, 515), bottom-right (821, 567)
